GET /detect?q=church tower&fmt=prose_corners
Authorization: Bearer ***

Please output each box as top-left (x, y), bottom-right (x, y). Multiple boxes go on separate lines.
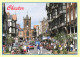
top-left (24, 14), bottom-right (31, 30)
top-left (23, 14), bottom-right (33, 40)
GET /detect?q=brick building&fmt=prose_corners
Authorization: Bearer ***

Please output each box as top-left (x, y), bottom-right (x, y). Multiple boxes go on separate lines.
top-left (66, 3), bottom-right (77, 50)
top-left (33, 25), bottom-right (39, 38)
top-left (18, 28), bottom-right (24, 42)
top-left (66, 3), bottom-right (77, 34)
top-left (23, 14), bottom-right (34, 40)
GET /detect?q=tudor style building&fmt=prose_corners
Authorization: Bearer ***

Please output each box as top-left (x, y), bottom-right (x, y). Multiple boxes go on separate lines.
top-left (23, 14), bottom-right (34, 40)
top-left (46, 3), bottom-right (66, 36)
top-left (7, 12), bottom-right (17, 37)
top-left (46, 3), bottom-right (77, 51)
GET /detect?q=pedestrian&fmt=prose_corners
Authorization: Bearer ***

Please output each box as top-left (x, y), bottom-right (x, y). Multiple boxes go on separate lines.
top-left (23, 45), bottom-right (26, 54)
top-left (21, 49), bottom-right (24, 54)
top-left (14, 48), bottom-right (17, 54)
top-left (66, 45), bottom-right (70, 52)
top-left (44, 42), bottom-right (45, 47)
top-left (3, 45), bottom-right (6, 53)
top-left (54, 44), bottom-right (56, 49)
top-left (70, 44), bottom-right (73, 52)
top-left (37, 44), bottom-right (40, 54)
top-left (26, 45), bottom-right (30, 53)
top-left (11, 49), bottom-right (15, 54)
top-left (40, 43), bottom-right (43, 54)
top-left (9, 45), bottom-right (11, 52)
top-left (51, 42), bottom-right (53, 46)
top-left (64, 44), bottom-right (67, 48)
top-left (60, 46), bottom-right (62, 50)
top-left (59, 44), bottom-right (61, 50)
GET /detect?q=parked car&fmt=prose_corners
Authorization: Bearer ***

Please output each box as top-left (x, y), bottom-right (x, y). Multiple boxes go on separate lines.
top-left (29, 44), bottom-right (34, 49)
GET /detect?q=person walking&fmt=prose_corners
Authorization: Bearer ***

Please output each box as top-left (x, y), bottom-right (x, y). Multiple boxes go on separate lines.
top-left (59, 44), bottom-right (61, 50)
top-left (70, 44), bottom-right (73, 52)
top-left (23, 45), bottom-right (26, 54)
top-left (3, 45), bottom-right (6, 53)
top-left (11, 49), bottom-right (15, 54)
top-left (21, 49), bottom-right (24, 54)
top-left (66, 45), bottom-right (70, 52)
top-left (37, 44), bottom-right (40, 54)
top-left (40, 43), bottom-right (43, 54)
top-left (26, 45), bottom-right (30, 53)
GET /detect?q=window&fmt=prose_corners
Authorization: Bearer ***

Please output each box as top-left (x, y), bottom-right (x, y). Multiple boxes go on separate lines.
top-left (75, 7), bottom-right (77, 18)
top-left (8, 21), bottom-right (10, 27)
top-left (52, 9), bottom-right (56, 17)
top-left (20, 32), bottom-right (22, 35)
top-left (67, 13), bottom-right (69, 22)
top-left (67, 3), bottom-right (69, 8)
top-left (65, 14), bottom-right (66, 23)
top-left (26, 31), bottom-right (29, 36)
top-left (9, 27), bottom-right (11, 33)
top-left (12, 22), bottom-right (15, 27)
top-left (63, 6), bottom-right (66, 9)
top-left (26, 21), bottom-right (28, 25)
top-left (71, 10), bottom-right (73, 20)
top-left (12, 28), bottom-right (15, 33)
top-left (46, 3), bottom-right (49, 7)
top-left (50, 14), bottom-right (51, 20)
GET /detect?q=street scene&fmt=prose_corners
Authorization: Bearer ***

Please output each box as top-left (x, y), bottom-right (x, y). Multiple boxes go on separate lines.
top-left (2, 3), bottom-right (77, 55)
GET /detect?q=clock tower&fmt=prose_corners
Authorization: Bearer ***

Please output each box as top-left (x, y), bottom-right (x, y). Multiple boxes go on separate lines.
top-left (24, 14), bottom-right (31, 30)
top-left (23, 14), bottom-right (34, 40)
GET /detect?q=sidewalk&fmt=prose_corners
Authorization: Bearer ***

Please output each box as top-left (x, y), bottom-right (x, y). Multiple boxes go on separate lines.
top-left (67, 51), bottom-right (77, 54)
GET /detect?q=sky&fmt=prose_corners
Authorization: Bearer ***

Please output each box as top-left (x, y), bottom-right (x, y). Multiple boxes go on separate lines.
top-left (5, 3), bottom-right (47, 29)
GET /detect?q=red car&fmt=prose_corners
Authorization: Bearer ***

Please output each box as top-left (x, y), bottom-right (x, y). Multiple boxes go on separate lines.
top-left (29, 45), bottom-right (34, 49)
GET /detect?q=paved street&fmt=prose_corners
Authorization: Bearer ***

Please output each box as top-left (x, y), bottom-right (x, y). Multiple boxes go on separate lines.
top-left (29, 46), bottom-right (50, 54)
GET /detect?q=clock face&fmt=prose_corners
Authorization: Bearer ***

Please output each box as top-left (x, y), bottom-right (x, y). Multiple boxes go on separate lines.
top-left (27, 25), bottom-right (28, 27)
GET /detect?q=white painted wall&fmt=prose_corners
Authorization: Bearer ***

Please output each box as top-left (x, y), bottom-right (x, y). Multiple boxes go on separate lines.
top-left (9, 27), bottom-right (11, 33)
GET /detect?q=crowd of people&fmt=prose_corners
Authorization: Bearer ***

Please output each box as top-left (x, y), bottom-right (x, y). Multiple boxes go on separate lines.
top-left (3, 40), bottom-right (74, 54)
top-left (41, 41), bottom-right (74, 52)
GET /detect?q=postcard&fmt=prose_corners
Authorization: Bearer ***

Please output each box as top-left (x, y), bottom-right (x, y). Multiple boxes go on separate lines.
top-left (0, 0), bottom-right (80, 57)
